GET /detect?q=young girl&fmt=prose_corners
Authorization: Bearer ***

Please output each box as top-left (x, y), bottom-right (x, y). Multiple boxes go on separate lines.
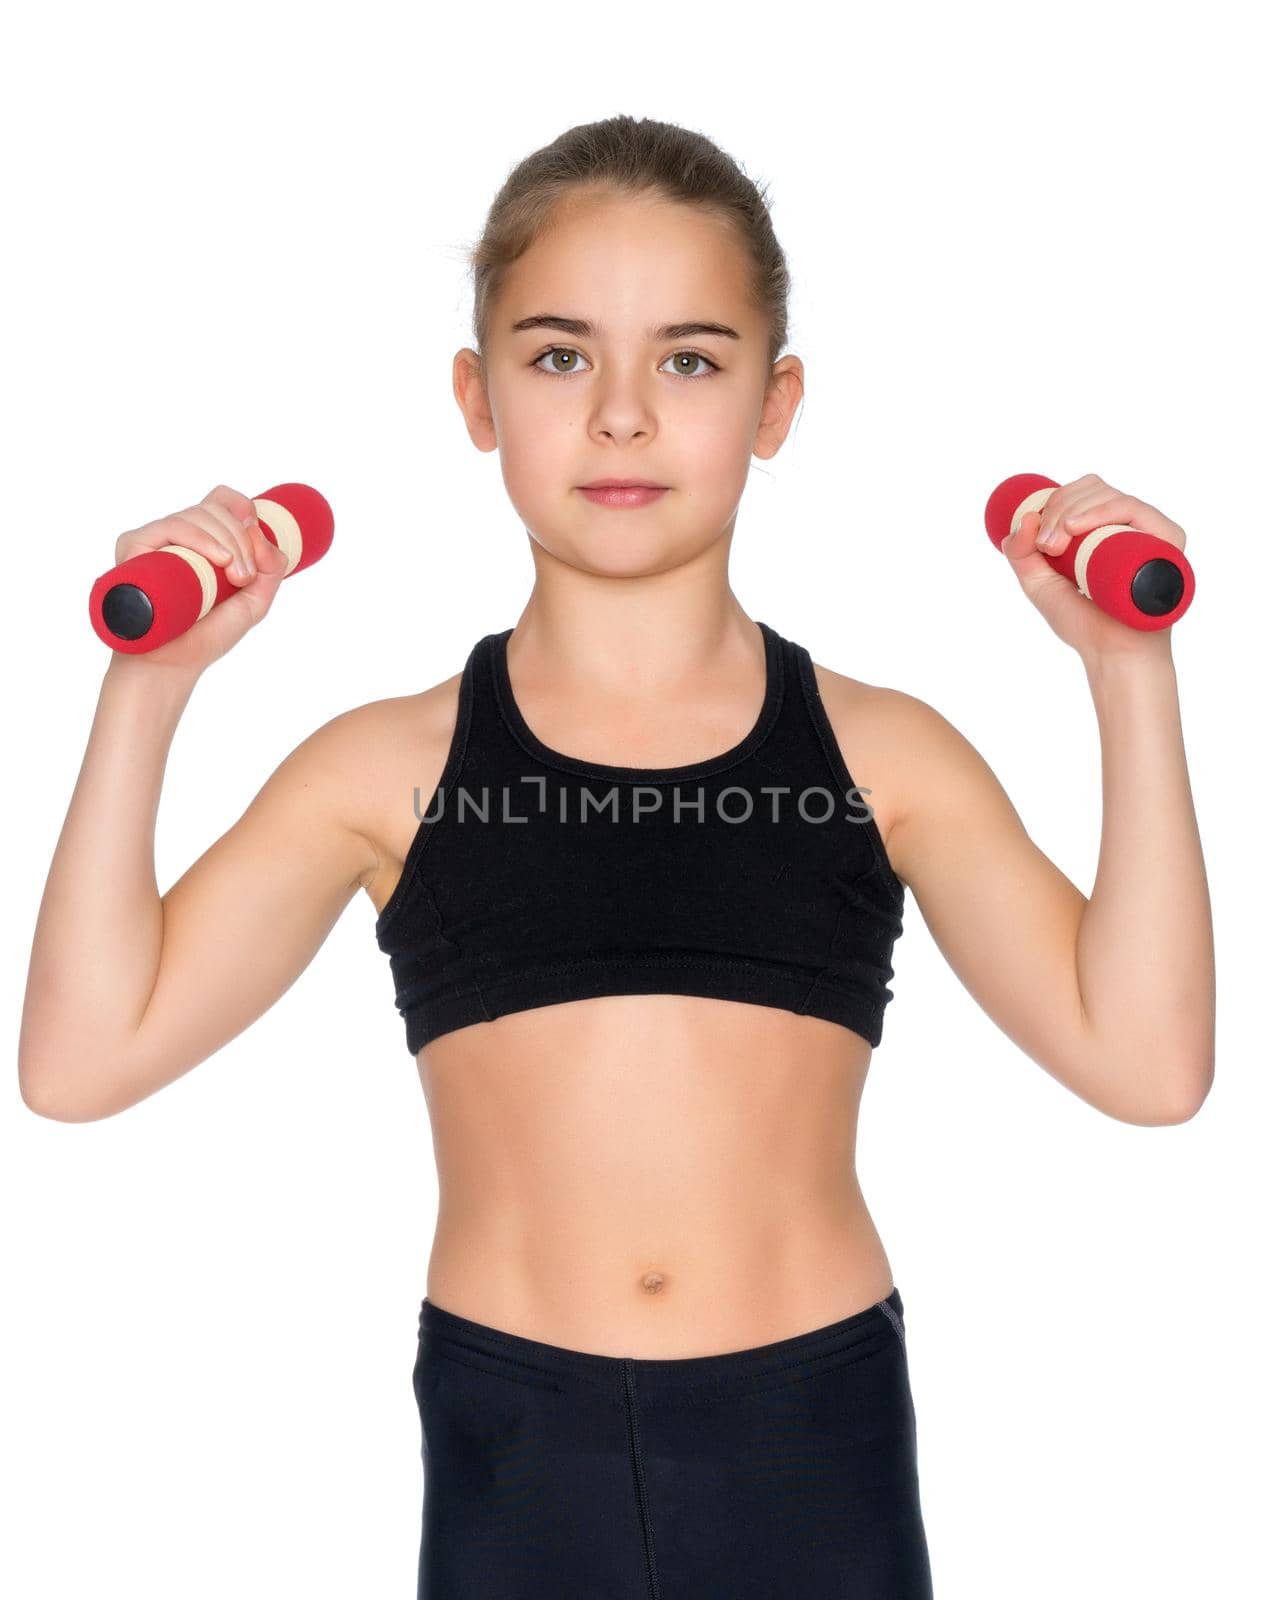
top-left (21, 115), bottom-right (1214, 1599)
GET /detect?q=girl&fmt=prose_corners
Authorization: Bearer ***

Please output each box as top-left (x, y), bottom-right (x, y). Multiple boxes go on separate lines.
top-left (20, 115), bottom-right (1214, 1599)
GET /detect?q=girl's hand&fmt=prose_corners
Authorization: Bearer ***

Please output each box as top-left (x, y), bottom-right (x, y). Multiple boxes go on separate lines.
top-left (104, 483), bottom-right (291, 678)
top-left (999, 473), bottom-right (1186, 664)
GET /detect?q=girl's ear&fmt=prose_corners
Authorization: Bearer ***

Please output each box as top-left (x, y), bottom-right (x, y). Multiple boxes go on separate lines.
top-left (754, 357), bottom-right (804, 459)
top-left (454, 348), bottom-right (499, 453)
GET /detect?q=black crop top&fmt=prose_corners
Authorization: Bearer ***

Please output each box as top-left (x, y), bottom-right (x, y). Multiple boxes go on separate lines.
top-left (374, 620), bottom-right (907, 1055)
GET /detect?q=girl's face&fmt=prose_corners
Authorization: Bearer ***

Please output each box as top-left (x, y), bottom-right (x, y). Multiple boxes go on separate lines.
top-left (454, 191), bottom-right (803, 575)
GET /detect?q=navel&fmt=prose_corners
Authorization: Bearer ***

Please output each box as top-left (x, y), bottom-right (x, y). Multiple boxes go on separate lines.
top-left (639, 1270), bottom-right (668, 1295)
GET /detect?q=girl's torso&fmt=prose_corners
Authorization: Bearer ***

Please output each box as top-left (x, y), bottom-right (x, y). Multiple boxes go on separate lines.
top-left (362, 621), bottom-right (911, 1358)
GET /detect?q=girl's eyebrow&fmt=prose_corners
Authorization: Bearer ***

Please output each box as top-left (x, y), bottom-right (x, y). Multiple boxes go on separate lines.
top-left (510, 314), bottom-right (741, 342)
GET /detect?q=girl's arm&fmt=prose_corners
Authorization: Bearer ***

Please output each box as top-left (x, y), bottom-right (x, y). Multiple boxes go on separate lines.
top-left (19, 655), bottom-right (379, 1121)
top-left (19, 477), bottom-right (387, 1123)
top-left (878, 478), bottom-right (1213, 1126)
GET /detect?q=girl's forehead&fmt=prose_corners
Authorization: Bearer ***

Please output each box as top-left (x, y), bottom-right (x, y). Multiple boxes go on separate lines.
top-left (501, 216), bottom-right (752, 319)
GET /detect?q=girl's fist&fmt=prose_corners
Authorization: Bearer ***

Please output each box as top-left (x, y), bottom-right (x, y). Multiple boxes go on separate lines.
top-left (108, 484), bottom-right (291, 675)
top-left (999, 473), bottom-right (1185, 661)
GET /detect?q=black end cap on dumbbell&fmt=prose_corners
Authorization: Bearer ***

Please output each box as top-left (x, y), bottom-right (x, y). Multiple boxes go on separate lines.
top-left (1130, 558), bottom-right (1184, 617)
top-left (101, 583), bottom-right (155, 641)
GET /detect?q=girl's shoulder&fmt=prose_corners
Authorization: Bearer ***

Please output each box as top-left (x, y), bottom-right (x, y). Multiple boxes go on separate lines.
top-left (330, 667), bottom-right (466, 919)
top-left (806, 660), bottom-right (954, 883)
top-left (812, 658), bottom-right (1029, 901)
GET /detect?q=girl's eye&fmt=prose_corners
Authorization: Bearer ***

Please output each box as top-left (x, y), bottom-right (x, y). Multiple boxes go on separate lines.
top-left (530, 347), bottom-right (720, 380)
top-left (661, 350), bottom-right (719, 379)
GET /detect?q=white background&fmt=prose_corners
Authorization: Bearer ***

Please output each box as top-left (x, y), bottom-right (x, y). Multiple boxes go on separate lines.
top-left (3, 1), bottom-right (1276, 1594)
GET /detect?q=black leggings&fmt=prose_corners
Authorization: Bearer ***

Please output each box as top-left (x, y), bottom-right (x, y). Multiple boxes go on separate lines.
top-left (412, 1286), bottom-right (932, 1598)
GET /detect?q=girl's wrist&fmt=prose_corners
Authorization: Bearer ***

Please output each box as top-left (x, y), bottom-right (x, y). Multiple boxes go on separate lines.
top-left (1079, 640), bottom-right (1177, 706)
top-left (102, 650), bottom-right (203, 710)
top-left (1080, 633), bottom-right (1174, 684)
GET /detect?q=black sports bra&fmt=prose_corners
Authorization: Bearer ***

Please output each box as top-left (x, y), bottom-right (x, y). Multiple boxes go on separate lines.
top-left (374, 620), bottom-right (907, 1055)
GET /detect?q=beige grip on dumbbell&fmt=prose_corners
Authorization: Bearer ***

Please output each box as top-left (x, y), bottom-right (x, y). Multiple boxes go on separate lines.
top-left (156, 495), bottom-right (304, 620)
top-left (157, 545), bottom-right (219, 618)
top-left (254, 495), bottom-right (303, 575)
top-left (1009, 486), bottom-right (1133, 601)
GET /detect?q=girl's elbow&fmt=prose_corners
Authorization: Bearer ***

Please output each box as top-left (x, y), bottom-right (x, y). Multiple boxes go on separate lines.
top-left (19, 1052), bottom-right (140, 1123)
top-left (1120, 1062), bottom-right (1213, 1126)
top-left (1156, 1068), bottom-right (1214, 1125)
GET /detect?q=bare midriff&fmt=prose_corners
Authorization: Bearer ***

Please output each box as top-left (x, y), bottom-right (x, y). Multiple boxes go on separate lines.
top-left (416, 989), bottom-right (895, 1358)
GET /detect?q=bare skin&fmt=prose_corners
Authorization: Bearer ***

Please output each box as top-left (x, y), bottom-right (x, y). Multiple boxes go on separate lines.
top-left (20, 189), bottom-right (1212, 1361)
